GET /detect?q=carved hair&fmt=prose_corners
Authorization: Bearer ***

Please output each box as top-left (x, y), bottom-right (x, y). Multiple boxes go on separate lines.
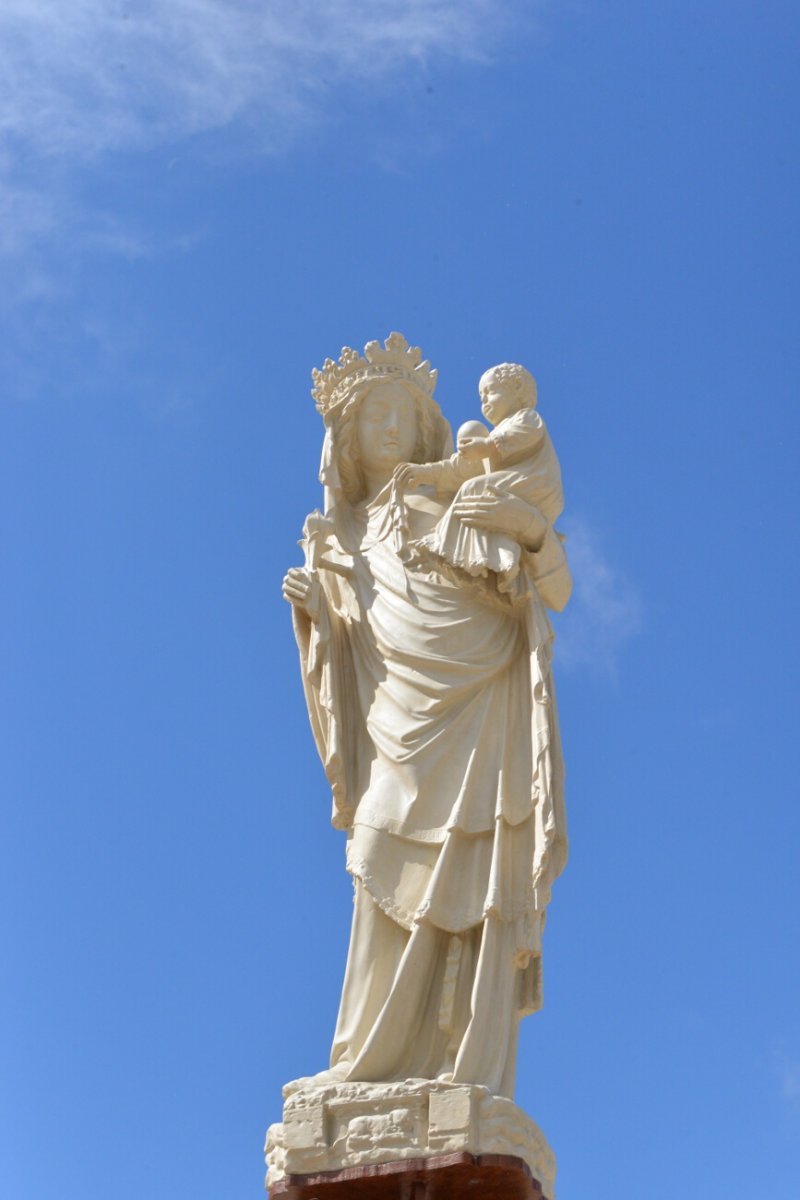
top-left (332, 379), bottom-right (445, 505)
top-left (479, 363), bottom-right (538, 410)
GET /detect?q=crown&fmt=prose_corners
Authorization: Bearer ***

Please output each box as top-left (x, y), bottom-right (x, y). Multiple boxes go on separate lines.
top-left (311, 332), bottom-right (437, 418)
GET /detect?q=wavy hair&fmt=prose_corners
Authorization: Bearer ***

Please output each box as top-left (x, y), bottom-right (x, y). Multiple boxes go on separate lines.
top-left (331, 378), bottom-right (450, 505)
top-left (479, 362), bottom-right (538, 410)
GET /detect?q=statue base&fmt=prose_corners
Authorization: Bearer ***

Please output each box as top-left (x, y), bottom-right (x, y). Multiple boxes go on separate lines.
top-left (265, 1081), bottom-right (556, 1200)
top-left (268, 1152), bottom-right (546, 1200)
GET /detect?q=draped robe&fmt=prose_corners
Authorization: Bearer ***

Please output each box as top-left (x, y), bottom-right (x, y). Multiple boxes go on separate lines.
top-left (292, 485), bottom-right (567, 1099)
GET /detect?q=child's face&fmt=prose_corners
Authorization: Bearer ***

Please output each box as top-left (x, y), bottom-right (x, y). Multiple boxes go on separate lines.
top-left (480, 376), bottom-right (522, 424)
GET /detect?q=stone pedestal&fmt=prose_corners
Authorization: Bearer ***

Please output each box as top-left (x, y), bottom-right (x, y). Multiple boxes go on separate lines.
top-left (269, 1152), bottom-right (545, 1200)
top-left (265, 1082), bottom-right (556, 1200)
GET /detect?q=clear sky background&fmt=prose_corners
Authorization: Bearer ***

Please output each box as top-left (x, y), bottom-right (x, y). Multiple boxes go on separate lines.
top-left (1, 3), bottom-right (798, 1198)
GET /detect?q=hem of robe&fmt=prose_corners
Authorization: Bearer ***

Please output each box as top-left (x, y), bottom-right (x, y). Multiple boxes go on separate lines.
top-left (347, 807), bottom-right (538, 843)
top-left (345, 820), bottom-right (546, 963)
top-left (329, 883), bottom-right (543, 1101)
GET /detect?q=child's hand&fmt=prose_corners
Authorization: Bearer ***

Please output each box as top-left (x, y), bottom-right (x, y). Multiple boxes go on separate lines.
top-left (393, 463), bottom-right (441, 490)
top-left (457, 436), bottom-right (489, 461)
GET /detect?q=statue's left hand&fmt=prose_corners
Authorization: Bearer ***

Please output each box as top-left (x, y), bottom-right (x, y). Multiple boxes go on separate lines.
top-left (452, 491), bottom-right (548, 550)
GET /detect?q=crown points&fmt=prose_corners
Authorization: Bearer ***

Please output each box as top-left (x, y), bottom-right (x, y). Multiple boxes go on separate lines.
top-left (311, 332), bottom-right (437, 418)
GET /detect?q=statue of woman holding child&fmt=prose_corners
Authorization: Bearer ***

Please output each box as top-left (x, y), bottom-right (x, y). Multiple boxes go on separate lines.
top-left (282, 333), bottom-right (570, 1102)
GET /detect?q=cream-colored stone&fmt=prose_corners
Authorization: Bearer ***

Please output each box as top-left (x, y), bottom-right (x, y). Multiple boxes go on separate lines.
top-left (428, 1085), bottom-right (473, 1140)
top-left (277, 334), bottom-right (570, 1191)
top-left (265, 1081), bottom-right (556, 1199)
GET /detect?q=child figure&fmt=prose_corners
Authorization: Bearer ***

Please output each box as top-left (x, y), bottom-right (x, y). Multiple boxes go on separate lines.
top-left (398, 362), bottom-right (569, 608)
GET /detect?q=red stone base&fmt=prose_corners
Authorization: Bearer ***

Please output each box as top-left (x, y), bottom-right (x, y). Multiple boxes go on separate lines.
top-left (269, 1152), bottom-right (547, 1200)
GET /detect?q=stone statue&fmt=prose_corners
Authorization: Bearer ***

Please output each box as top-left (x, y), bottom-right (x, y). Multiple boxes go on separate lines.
top-left (270, 334), bottom-right (570, 1198)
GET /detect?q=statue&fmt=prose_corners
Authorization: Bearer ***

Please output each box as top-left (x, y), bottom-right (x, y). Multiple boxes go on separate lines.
top-left (395, 360), bottom-right (568, 611)
top-left (269, 334), bottom-right (570, 1200)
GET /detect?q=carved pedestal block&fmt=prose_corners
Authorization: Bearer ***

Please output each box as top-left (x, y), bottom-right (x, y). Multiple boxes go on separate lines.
top-left (265, 1082), bottom-right (556, 1200)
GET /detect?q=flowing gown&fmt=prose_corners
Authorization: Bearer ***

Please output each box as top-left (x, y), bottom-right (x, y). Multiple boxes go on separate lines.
top-left (291, 485), bottom-right (567, 1099)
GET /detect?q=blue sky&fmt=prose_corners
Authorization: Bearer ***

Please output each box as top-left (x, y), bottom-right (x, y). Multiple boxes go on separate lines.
top-left (1, 2), bottom-right (798, 1197)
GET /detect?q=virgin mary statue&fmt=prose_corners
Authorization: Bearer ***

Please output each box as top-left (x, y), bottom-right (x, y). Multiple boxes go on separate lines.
top-left (282, 334), bottom-right (569, 1101)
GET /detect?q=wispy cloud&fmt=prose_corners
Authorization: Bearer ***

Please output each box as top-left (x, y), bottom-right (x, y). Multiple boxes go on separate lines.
top-left (0, 0), bottom-right (526, 264)
top-left (779, 1057), bottom-right (800, 1104)
top-left (552, 517), bottom-right (642, 675)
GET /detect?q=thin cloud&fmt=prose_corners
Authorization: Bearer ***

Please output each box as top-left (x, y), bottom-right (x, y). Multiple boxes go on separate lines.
top-left (0, 0), bottom-right (511, 153)
top-left (552, 517), bottom-right (642, 675)
top-left (0, 0), bottom-right (527, 260)
top-left (766, 1044), bottom-right (800, 1116)
top-left (780, 1058), bottom-right (800, 1104)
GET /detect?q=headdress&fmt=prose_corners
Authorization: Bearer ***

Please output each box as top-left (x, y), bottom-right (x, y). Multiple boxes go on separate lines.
top-left (311, 332), bottom-right (437, 419)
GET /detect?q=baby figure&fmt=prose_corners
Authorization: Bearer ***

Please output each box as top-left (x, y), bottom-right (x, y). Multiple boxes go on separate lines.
top-left (397, 362), bottom-right (569, 607)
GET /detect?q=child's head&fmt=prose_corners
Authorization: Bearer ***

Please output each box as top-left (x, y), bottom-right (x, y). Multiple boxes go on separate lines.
top-left (478, 363), bottom-right (537, 425)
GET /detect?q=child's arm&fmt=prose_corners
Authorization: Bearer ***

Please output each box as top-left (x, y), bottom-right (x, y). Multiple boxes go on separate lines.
top-left (393, 460), bottom-right (447, 491)
top-left (488, 410), bottom-right (546, 462)
top-left (459, 435), bottom-right (501, 468)
top-left (394, 449), bottom-right (484, 493)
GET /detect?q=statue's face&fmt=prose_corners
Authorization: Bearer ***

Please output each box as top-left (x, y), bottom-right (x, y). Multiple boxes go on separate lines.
top-left (357, 380), bottom-right (418, 475)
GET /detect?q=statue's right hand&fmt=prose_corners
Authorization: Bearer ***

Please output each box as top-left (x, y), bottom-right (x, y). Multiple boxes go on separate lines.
top-left (282, 567), bottom-right (321, 621)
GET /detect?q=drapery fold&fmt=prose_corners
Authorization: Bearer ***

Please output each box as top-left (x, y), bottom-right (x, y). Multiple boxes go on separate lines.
top-left (292, 486), bottom-right (566, 1095)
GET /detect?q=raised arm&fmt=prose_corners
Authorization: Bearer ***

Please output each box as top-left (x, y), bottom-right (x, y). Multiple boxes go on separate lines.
top-left (394, 450), bottom-right (484, 493)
